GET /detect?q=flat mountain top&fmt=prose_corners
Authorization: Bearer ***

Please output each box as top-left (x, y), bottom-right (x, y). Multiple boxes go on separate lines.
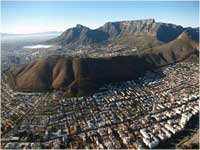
top-left (47, 19), bottom-right (199, 51)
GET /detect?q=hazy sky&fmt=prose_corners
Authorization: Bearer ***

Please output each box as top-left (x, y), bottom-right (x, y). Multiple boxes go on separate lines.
top-left (1, 1), bottom-right (199, 34)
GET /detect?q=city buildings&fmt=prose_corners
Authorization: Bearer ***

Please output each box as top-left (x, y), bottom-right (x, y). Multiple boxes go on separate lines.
top-left (1, 62), bottom-right (199, 149)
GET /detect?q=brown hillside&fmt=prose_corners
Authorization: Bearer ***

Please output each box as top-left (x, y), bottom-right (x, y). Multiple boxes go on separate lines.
top-left (9, 33), bottom-right (199, 96)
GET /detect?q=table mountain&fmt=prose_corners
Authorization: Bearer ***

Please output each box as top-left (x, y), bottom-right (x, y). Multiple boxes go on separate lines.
top-left (48, 19), bottom-right (199, 50)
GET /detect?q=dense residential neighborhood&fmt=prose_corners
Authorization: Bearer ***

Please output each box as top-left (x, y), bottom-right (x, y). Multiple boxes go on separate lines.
top-left (1, 62), bottom-right (199, 149)
top-left (1, 1), bottom-right (199, 149)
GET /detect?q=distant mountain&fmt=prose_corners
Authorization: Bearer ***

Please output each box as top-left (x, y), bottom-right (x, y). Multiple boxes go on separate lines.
top-left (1, 31), bottom-right (62, 37)
top-left (1, 31), bottom-right (62, 43)
top-left (8, 31), bottom-right (199, 96)
top-left (48, 19), bottom-right (199, 50)
top-left (6, 19), bottom-right (199, 96)
top-left (1, 31), bottom-right (63, 51)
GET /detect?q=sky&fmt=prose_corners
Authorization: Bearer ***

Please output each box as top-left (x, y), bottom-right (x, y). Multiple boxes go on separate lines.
top-left (1, 1), bottom-right (199, 34)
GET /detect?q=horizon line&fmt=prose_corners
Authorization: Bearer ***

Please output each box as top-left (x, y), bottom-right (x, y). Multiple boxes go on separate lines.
top-left (2, 18), bottom-right (199, 34)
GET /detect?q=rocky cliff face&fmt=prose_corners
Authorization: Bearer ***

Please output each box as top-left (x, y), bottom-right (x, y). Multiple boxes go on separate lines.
top-left (9, 32), bottom-right (199, 96)
top-left (48, 24), bottom-right (108, 48)
top-left (48, 19), bottom-right (199, 50)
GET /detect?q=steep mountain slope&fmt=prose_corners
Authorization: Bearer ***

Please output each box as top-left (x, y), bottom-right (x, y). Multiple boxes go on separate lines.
top-left (48, 19), bottom-right (199, 50)
top-left (139, 31), bottom-right (199, 65)
top-left (48, 24), bottom-right (108, 48)
top-left (9, 32), bottom-right (199, 96)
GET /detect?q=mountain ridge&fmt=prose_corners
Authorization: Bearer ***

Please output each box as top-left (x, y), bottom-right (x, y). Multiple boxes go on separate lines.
top-left (47, 19), bottom-right (199, 50)
top-left (8, 31), bottom-right (199, 96)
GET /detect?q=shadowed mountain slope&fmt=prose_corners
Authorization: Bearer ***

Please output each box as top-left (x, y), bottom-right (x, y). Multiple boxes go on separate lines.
top-left (48, 19), bottom-right (199, 50)
top-left (9, 32), bottom-right (199, 96)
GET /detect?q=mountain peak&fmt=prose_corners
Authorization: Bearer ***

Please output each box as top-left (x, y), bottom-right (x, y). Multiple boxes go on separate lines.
top-left (76, 24), bottom-right (87, 29)
top-left (177, 31), bottom-right (192, 40)
top-left (48, 19), bottom-right (198, 49)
